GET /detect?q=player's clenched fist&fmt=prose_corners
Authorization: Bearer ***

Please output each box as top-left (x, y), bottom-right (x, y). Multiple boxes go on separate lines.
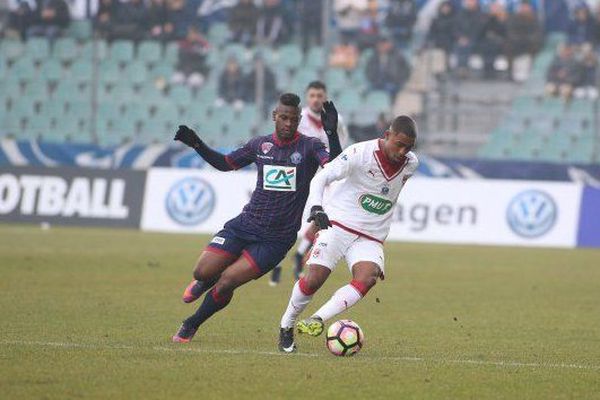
top-left (320, 101), bottom-right (338, 137)
top-left (174, 125), bottom-right (201, 148)
top-left (307, 205), bottom-right (332, 230)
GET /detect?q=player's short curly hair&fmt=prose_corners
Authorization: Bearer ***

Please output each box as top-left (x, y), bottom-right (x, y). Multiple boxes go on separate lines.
top-left (391, 116), bottom-right (417, 138)
top-left (279, 93), bottom-right (301, 108)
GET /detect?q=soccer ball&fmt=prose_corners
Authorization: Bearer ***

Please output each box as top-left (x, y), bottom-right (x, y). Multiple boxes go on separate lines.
top-left (326, 320), bottom-right (364, 356)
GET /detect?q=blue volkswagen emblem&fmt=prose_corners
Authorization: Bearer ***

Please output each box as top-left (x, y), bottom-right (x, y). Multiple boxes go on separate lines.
top-left (166, 177), bottom-right (216, 226)
top-left (506, 190), bottom-right (557, 238)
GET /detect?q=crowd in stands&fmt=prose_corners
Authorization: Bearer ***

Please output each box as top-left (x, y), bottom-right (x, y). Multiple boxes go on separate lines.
top-left (545, 5), bottom-right (599, 100)
top-left (426, 0), bottom-right (544, 80)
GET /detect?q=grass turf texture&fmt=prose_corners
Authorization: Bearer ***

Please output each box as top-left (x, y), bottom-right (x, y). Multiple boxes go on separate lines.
top-left (1, 224), bottom-right (599, 399)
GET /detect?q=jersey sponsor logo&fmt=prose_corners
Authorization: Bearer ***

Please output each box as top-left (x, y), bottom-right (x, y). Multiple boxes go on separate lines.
top-left (290, 151), bottom-right (302, 165)
top-left (359, 194), bottom-right (394, 215)
top-left (211, 236), bottom-right (225, 245)
top-left (263, 165), bottom-right (296, 191)
top-left (506, 190), bottom-right (557, 238)
top-left (165, 177), bottom-right (215, 226)
top-left (261, 142), bottom-right (273, 154)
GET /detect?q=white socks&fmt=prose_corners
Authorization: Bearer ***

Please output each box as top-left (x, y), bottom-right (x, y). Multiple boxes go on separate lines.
top-left (280, 280), bottom-right (314, 329)
top-left (313, 283), bottom-right (363, 322)
top-left (296, 236), bottom-right (312, 255)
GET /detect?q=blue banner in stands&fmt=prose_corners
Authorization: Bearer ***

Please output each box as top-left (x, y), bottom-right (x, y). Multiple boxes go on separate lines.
top-left (1, 139), bottom-right (599, 184)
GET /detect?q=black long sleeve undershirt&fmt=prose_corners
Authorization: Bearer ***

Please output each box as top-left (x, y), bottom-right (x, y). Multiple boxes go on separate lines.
top-left (193, 141), bottom-right (234, 171)
top-left (326, 130), bottom-right (342, 161)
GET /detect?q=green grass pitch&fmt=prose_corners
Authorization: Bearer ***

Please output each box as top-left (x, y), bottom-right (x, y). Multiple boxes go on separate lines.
top-left (1, 224), bottom-right (599, 399)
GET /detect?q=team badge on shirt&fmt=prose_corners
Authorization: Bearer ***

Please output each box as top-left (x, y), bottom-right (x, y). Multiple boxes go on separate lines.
top-left (290, 151), bottom-right (302, 165)
top-left (261, 142), bottom-right (274, 154)
top-left (381, 185), bottom-right (390, 195)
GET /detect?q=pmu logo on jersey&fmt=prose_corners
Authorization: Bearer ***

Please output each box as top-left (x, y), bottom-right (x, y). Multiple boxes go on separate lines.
top-left (166, 177), bottom-right (215, 226)
top-left (506, 190), bottom-right (557, 238)
top-left (263, 165), bottom-right (296, 191)
top-left (359, 194), bottom-right (393, 215)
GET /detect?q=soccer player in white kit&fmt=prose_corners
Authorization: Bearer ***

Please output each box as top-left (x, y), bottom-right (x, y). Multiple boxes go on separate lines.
top-left (269, 81), bottom-right (349, 285)
top-left (278, 116), bottom-right (418, 352)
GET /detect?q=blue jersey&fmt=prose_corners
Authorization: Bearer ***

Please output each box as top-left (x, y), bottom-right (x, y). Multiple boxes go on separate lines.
top-left (224, 131), bottom-right (329, 240)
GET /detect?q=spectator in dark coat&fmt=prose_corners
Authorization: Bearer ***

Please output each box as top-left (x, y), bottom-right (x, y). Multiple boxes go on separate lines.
top-left (256, 0), bottom-right (289, 47)
top-left (385, 0), bottom-right (417, 48)
top-left (167, 0), bottom-right (194, 40)
top-left (94, 0), bottom-right (118, 39)
top-left (298, 0), bottom-right (323, 52)
top-left (427, 0), bottom-right (455, 69)
top-left (366, 36), bottom-right (411, 98)
top-left (545, 45), bottom-right (581, 100)
top-left (567, 5), bottom-right (596, 46)
top-left (506, 1), bottom-right (543, 76)
top-left (478, 2), bottom-right (507, 79)
top-left (218, 58), bottom-right (248, 107)
top-left (229, 0), bottom-right (259, 47)
top-left (453, 0), bottom-right (484, 75)
top-left (27, 0), bottom-right (70, 39)
top-left (243, 56), bottom-right (278, 106)
top-left (7, 0), bottom-right (35, 40)
top-left (172, 26), bottom-right (210, 87)
top-left (147, 0), bottom-right (173, 41)
top-left (111, 0), bottom-right (147, 41)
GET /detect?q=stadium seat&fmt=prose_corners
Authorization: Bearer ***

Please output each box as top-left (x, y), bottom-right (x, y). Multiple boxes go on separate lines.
top-left (305, 47), bottom-right (325, 70)
top-left (207, 23), bottom-right (230, 46)
top-left (25, 38), bottom-right (50, 62)
top-left (109, 40), bottom-right (135, 64)
top-left (69, 59), bottom-right (93, 84)
top-left (168, 85), bottom-right (194, 108)
top-left (276, 44), bottom-right (304, 70)
top-left (323, 69), bottom-right (349, 93)
top-left (24, 79), bottom-right (49, 103)
top-left (149, 61), bottom-right (175, 80)
top-left (11, 58), bottom-right (37, 83)
top-left (124, 60), bottom-right (149, 87)
top-left (365, 91), bottom-right (392, 113)
top-left (39, 59), bottom-right (64, 82)
top-left (138, 40), bottom-right (162, 65)
top-left (54, 38), bottom-right (79, 63)
top-left (54, 81), bottom-right (90, 103)
top-left (1, 39), bottom-right (24, 62)
top-left (98, 60), bottom-right (121, 86)
top-left (66, 20), bottom-right (93, 40)
top-left (80, 40), bottom-right (108, 61)
top-left (164, 42), bottom-right (179, 64)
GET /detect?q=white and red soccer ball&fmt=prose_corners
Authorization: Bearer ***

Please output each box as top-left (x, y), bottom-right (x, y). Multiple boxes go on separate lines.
top-left (326, 320), bottom-right (364, 356)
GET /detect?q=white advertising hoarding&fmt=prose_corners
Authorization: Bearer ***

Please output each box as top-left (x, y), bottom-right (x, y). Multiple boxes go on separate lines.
top-left (388, 178), bottom-right (582, 248)
top-left (141, 168), bottom-right (582, 248)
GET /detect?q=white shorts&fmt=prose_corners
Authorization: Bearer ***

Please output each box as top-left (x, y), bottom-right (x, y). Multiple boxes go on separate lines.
top-left (308, 225), bottom-right (385, 277)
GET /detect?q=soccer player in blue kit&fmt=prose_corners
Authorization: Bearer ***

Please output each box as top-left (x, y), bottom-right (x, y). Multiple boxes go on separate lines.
top-left (171, 93), bottom-right (342, 343)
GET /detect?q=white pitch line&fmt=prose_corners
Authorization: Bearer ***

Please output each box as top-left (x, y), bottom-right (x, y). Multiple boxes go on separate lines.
top-left (2, 340), bottom-right (599, 371)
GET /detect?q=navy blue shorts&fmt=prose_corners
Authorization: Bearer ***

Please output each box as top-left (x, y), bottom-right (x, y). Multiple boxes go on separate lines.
top-left (205, 217), bottom-right (295, 277)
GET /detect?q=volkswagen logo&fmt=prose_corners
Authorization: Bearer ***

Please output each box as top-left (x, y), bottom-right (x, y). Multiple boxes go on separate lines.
top-left (506, 190), bottom-right (557, 238)
top-left (166, 177), bottom-right (215, 226)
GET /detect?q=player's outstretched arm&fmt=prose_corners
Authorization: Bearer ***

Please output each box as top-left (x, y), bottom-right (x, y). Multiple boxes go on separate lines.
top-left (174, 125), bottom-right (234, 171)
top-left (321, 101), bottom-right (342, 160)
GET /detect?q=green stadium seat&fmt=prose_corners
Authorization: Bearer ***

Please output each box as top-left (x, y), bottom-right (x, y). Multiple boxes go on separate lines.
top-left (80, 40), bottom-right (108, 61)
top-left (235, 105), bottom-right (259, 129)
top-left (98, 102), bottom-right (122, 121)
top-left (276, 44), bottom-right (303, 70)
top-left (125, 103), bottom-right (150, 123)
top-left (138, 40), bottom-right (162, 65)
top-left (24, 79), bottom-right (49, 103)
top-left (98, 60), bottom-right (121, 86)
top-left (124, 60), bottom-right (149, 86)
top-left (4, 79), bottom-right (23, 99)
top-left (40, 101), bottom-right (66, 120)
top-left (168, 85), bottom-right (194, 108)
top-left (164, 42), bottom-right (179, 64)
top-left (1, 40), bottom-right (25, 62)
top-left (69, 59), bottom-right (93, 84)
top-left (11, 58), bottom-right (37, 83)
top-left (39, 59), bottom-right (64, 82)
top-left (66, 101), bottom-right (92, 120)
top-left (66, 20), bottom-right (93, 40)
top-left (54, 81), bottom-right (90, 103)
top-left (207, 23), bottom-right (230, 46)
top-left (365, 91), bottom-right (393, 113)
top-left (149, 61), bottom-right (175, 80)
top-left (54, 38), bottom-right (79, 63)
top-left (109, 40), bottom-right (134, 64)
top-left (25, 38), bottom-right (50, 62)
top-left (336, 89), bottom-right (362, 114)
top-left (323, 69), bottom-right (349, 92)
top-left (305, 47), bottom-right (325, 69)
top-left (136, 84), bottom-right (164, 105)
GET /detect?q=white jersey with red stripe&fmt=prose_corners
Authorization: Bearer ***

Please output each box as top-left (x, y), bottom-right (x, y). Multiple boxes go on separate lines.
top-left (306, 138), bottom-right (418, 243)
top-left (298, 107), bottom-right (349, 150)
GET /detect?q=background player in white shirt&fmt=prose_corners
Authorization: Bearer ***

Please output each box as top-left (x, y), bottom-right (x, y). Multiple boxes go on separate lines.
top-left (270, 81), bottom-right (350, 285)
top-left (278, 116), bottom-right (418, 352)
